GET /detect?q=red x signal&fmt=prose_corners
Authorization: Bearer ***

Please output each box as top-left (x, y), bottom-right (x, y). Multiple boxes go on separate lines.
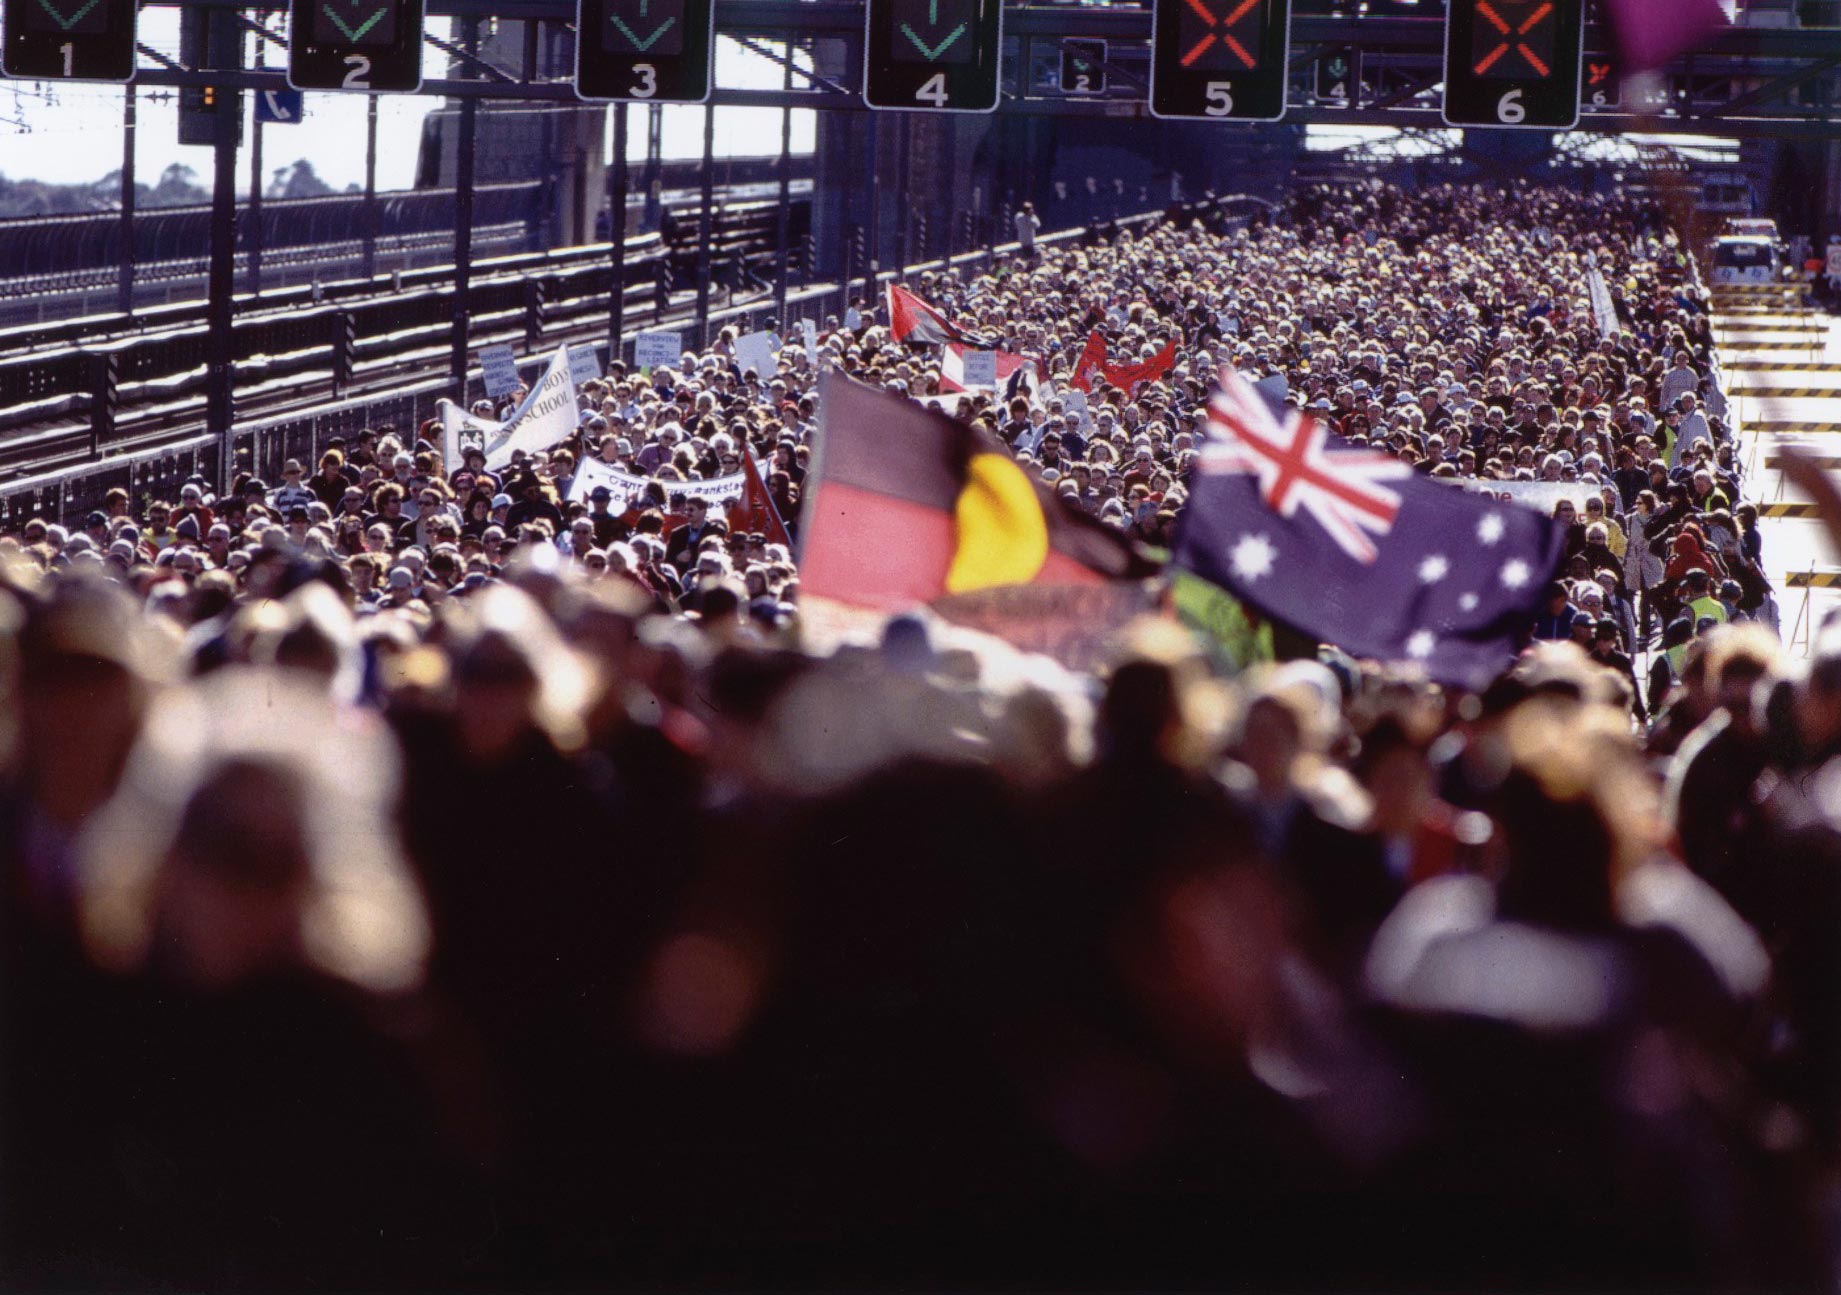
top-left (1181, 0), bottom-right (1260, 68)
top-left (1473, 0), bottom-right (1551, 77)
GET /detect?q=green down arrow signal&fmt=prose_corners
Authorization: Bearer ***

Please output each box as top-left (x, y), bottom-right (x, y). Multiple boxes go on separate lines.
top-left (32, 0), bottom-right (103, 30)
top-left (900, 0), bottom-right (966, 61)
top-left (609, 12), bottom-right (676, 50)
top-left (1328, 59), bottom-right (1347, 78)
top-left (321, 1), bottom-right (388, 41)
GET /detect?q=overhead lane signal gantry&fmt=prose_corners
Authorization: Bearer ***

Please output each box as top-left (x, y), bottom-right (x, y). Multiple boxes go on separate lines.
top-left (577, 0), bottom-right (714, 102)
top-left (863, 0), bottom-right (1003, 112)
top-left (1149, 0), bottom-right (1290, 122)
top-left (1442, 0), bottom-right (1584, 129)
top-left (3, 0), bottom-right (137, 82)
top-left (288, 0), bottom-right (425, 91)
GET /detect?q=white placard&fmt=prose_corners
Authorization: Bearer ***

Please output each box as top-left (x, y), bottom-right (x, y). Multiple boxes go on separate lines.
top-left (732, 329), bottom-right (780, 378)
top-left (634, 331), bottom-right (681, 371)
top-left (1063, 387), bottom-right (1090, 431)
top-left (567, 345), bottom-right (602, 388)
top-left (479, 344), bottom-right (521, 399)
top-left (803, 319), bottom-right (819, 366)
top-left (959, 349), bottom-right (999, 389)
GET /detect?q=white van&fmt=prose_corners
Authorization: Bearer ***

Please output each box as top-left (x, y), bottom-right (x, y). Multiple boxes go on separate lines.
top-left (1711, 234), bottom-right (1781, 286)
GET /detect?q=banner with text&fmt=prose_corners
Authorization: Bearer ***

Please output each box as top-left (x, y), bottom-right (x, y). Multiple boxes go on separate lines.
top-left (486, 346), bottom-right (579, 471)
top-left (569, 454), bottom-right (771, 509)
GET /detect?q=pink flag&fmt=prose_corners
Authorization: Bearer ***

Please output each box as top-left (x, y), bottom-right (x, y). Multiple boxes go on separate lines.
top-left (1602, 0), bottom-right (1728, 75)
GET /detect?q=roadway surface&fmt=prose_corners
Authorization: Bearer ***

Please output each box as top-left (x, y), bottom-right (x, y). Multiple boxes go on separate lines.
top-left (1715, 283), bottom-right (1841, 655)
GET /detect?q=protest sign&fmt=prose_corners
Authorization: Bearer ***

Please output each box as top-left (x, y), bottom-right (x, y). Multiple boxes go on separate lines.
top-left (479, 345), bottom-right (521, 399)
top-left (567, 345), bottom-right (602, 388)
top-left (634, 331), bottom-right (680, 372)
top-left (733, 330), bottom-right (780, 378)
top-left (958, 349), bottom-right (999, 389)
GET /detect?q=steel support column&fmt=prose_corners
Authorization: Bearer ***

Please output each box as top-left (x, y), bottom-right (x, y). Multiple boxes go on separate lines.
top-left (641, 104), bottom-right (663, 232)
top-left (774, 41), bottom-right (793, 327)
top-left (205, 6), bottom-right (241, 493)
top-left (609, 100), bottom-right (629, 364)
top-left (248, 100), bottom-right (263, 296)
top-left (116, 87), bottom-right (135, 316)
top-left (450, 16), bottom-right (480, 400)
top-left (362, 97), bottom-right (379, 279)
top-left (695, 103), bottom-right (715, 347)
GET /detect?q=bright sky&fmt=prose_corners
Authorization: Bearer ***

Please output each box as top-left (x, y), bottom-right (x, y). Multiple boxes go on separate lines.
top-left (0, 11), bottom-right (814, 192)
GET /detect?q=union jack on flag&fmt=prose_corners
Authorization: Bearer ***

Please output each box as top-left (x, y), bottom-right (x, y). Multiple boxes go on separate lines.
top-left (1201, 372), bottom-right (1411, 565)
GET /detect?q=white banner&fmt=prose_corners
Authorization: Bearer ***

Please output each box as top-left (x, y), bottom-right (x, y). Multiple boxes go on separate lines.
top-left (437, 398), bottom-right (513, 469)
top-left (803, 319), bottom-right (820, 367)
top-left (568, 454), bottom-right (770, 508)
top-left (1452, 478), bottom-right (1603, 515)
top-left (1586, 268), bottom-right (1618, 340)
top-left (486, 346), bottom-right (579, 472)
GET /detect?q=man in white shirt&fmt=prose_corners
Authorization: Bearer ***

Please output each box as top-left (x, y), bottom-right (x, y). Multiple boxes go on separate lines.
top-left (1671, 393), bottom-right (1713, 469)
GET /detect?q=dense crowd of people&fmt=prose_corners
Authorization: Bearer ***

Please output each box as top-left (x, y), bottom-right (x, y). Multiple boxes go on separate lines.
top-left (5, 181), bottom-right (1837, 1292)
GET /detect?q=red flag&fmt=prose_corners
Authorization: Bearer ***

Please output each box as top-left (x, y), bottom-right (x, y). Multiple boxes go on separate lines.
top-left (730, 448), bottom-right (793, 549)
top-left (1601, 0), bottom-right (1728, 75)
top-left (1102, 338), bottom-right (1178, 393)
top-left (1069, 330), bottom-right (1107, 392)
top-left (887, 284), bottom-right (989, 348)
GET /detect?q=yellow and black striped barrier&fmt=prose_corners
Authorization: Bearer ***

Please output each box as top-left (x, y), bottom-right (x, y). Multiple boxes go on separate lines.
top-left (1713, 285), bottom-right (1807, 298)
top-left (1762, 502), bottom-right (1824, 519)
top-left (1720, 340), bottom-right (1829, 351)
top-left (1786, 571), bottom-right (1841, 589)
top-left (1727, 384), bottom-right (1841, 398)
top-left (1765, 455), bottom-right (1841, 470)
top-left (1719, 361), bottom-right (1841, 372)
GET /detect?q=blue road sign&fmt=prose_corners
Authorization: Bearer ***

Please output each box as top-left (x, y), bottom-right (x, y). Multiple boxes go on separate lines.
top-left (256, 89), bottom-right (305, 123)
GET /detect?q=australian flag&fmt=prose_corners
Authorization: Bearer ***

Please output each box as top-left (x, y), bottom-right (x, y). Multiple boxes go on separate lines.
top-left (1176, 372), bottom-right (1568, 688)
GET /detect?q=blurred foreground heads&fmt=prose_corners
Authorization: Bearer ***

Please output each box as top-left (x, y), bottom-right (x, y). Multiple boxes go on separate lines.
top-left (79, 668), bottom-right (429, 995)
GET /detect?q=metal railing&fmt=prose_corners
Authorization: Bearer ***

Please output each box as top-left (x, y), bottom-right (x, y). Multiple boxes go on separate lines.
top-left (0, 193), bottom-right (1252, 526)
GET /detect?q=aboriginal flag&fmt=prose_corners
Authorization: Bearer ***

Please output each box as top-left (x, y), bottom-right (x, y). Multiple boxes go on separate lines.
top-left (800, 374), bottom-right (1157, 612)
